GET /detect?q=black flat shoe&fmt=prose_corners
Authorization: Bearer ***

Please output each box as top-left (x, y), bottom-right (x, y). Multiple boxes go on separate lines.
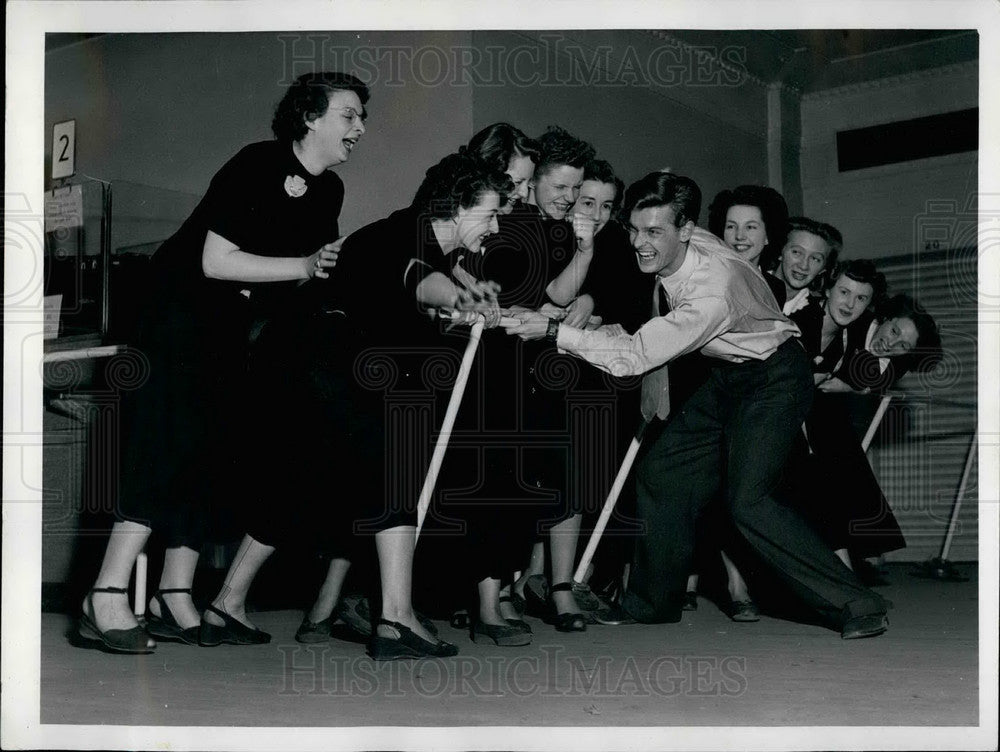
top-left (546, 582), bottom-right (587, 633)
top-left (295, 614), bottom-right (338, 644)
top-left (78, 587), bottom-right (156, 654)
top-left (727, 598), bottom-right (760, 623)
top-left (199, 605), bottom-right (271, 646)
top-left (145, 588), bottom-right (200, 645)
top-left (682, 591), bottom-right (698, 611)
top-left (841, 613), bottom-right (888, 640)
top-left (368, 618), bottom-right (458, 661)
top-left (471, 620), bottom-right (532, 646)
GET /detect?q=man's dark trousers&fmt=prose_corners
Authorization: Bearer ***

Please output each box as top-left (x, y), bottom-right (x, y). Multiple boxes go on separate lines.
top-left (621, 339), bottom-right (887, 628)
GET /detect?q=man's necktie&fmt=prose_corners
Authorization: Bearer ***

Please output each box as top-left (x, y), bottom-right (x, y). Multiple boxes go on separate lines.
top-left (639, 282), bottom-right (672, 421)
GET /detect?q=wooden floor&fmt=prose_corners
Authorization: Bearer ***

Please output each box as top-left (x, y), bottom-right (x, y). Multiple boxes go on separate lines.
top-left (40, 565), bottom-right (979, 733)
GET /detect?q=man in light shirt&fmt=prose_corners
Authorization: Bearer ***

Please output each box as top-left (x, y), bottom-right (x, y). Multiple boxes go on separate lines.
top-left (504, 171), bottom-right (890, 639)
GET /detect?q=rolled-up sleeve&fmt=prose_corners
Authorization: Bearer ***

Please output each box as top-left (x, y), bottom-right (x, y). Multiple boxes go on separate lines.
top-left (556, 294), bottom-right (732, 376)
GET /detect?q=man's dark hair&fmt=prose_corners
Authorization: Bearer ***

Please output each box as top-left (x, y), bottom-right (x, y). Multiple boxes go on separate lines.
top-left (620, 171), bottom-right (702, 228)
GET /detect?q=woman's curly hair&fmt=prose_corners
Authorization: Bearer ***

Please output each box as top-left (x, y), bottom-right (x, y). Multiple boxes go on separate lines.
top-left (533, 126), bottom-right (596, 179)
top-left (707, 185), bottom-right (789, 270)
top-left (824, 259), bottom-right (887, 308)
top-left (271, 71), bottom-right (370, 143)
top-left (875, 293), bottom-right (943, 372)
top-left (412, 150), bottom-right (512, 220)
top-left (582, 159), bottom-right (625, 212)
top-left (467, 122), bottom-right (541, 174)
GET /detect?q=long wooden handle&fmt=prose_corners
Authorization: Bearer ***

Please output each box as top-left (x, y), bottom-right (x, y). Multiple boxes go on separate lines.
top-left (415, 317), bottom-right (485, 541)
top-left (573, 420), bottom-right (648, 583)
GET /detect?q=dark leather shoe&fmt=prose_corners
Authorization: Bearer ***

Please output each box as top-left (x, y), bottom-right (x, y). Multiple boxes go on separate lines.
top-left (368, 619), bottom-right (458, 660)
top-left (145, 589), bottom-right (200, 645)
top-left (295, 615), bottom-right (337, 644)
top-left (78, 588), bottom-right (156, 654)
top-left (841, 613), bottom-right (888, 640)
top-left (728, 599), bottom-right (760, 623)
top-left (199, 605), bottom-right (271, 646)
top-left (682, 591), bottom-right (698, 611)
top-left (546, 582), bottom-right (587, 632)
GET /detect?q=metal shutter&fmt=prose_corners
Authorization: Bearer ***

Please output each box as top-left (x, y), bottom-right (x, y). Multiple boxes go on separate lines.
top-left (867, 247), bottom-right (978, 562)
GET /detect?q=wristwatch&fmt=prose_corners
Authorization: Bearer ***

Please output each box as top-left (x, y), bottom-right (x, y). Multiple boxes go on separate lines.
top-left (545, 317), bottom-right (560, 343)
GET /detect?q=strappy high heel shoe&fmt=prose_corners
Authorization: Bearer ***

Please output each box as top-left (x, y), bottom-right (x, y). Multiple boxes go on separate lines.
top-left (198, 605), bottom-right (271, 646)
top-left (368, 618), bottom-right (458, 661)
top-left (78, 587), bottom-right (156, 654)
top-left (145, 588), bottom-right (200, 645)
top-left (545, 582), bottom-right (587, 633)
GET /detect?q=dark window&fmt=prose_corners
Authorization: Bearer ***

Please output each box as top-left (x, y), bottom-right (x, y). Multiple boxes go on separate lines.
top-left (836, 108), bottom-right (977, 172)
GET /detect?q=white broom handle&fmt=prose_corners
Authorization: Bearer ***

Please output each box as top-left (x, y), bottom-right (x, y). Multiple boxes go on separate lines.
top-left (940, 428), bottom-right (977, 561)
top-left (133, 551), bottom-right (147, 617)
top-left (861, 394), bottom-right (893, 452)
top-left (438, 309), bottom-right (520, 328)
top-left (573, 420), bottom-right (648, 583)
top-left (415, 317), bottom-right (486, 541)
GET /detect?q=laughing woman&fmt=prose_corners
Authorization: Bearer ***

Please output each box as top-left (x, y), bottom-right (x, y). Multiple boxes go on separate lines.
top-left (77, 72), bottom-right (367, 654)
top-left (205, 150), bottom-right (509, 659)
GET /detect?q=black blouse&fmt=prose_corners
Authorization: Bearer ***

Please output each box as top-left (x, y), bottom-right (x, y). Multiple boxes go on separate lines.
top-left (463, 202), bottom-right (576, 309)
top-left (152, 140), bottom-right (344, 317)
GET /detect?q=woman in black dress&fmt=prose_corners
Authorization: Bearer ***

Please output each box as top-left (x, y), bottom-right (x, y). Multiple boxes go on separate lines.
top-left (290, 124), bottom-right (540, 645)
top-left (785, 277), bottom-right (942, 569)
top-left (464, 126), bottom-right (598, 635)
top-left (78, 72), bottom-right (368, 653)
top-left (204, 150), bottom-right (509, 659)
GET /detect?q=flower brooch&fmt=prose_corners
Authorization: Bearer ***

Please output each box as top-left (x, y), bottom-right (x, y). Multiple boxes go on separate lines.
top-left (284, 174), bottom-right (308, 198)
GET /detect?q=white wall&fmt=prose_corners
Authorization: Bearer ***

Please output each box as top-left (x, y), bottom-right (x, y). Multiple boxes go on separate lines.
top-left (45, 31), bottom-right (477, 242)
top-left (471, 30), bottom-right (771, 218)
top-left (799, 61), bottom-right (978, 258)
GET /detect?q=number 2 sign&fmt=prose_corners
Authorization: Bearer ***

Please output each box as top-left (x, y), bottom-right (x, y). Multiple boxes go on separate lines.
top-left (51, 120), bottom-right (76, 180)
